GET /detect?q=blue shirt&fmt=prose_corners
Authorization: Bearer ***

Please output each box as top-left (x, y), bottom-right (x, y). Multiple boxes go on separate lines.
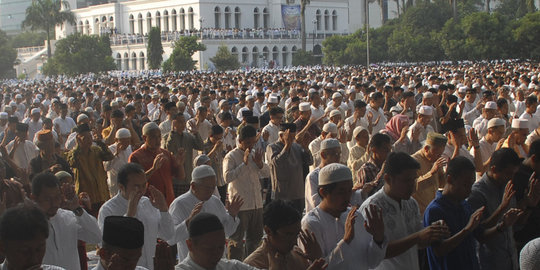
top-left (424, 191), bottom-right (480, 270)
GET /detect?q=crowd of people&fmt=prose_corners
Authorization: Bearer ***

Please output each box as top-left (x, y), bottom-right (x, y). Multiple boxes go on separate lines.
top-left (0, 62), bottom-right (540, 270)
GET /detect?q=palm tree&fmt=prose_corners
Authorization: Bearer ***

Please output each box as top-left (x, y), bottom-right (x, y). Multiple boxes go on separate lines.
top-left (300, 0), bottom-right (310, 51)
top-left (22, 0), bottom-right (76, 58)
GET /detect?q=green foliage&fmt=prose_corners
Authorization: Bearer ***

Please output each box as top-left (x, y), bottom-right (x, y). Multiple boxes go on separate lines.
top-left (210, 45), bottom-right (240, 71)
top-left (42, 33), bottom-right (116, 76)
top-left (292, 49), bottom-right (317, 66)
top-left (495, 0), bottom-right (536, 19)
top-left (0, 30), bottom-right (17, 79)
top-left (513, 12), bottom-right (540, 58)
top-left (162, 36), bottom-right (206, 71)
top-left (10, 31), bottom-right (47, 48)
top-left (147, 27), bottom-right (164, 70)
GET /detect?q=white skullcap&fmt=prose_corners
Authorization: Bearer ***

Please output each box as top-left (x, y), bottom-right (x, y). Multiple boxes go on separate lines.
top-left (423, 92), bottom-right (434, 98)
top-left (33, 98), bottom-right (40, 104)
top-left (36, 94), bottom-right (42, 99)
top-left (353, 126), bottom-right (368, 139)
top-left (472, 83), bottom-right (480, 88)
top-left (84, 107), bottom-right (94, 113)
top-left (110, 101), bottom-right (119, 107)
top-left (319, 163), bottom-right (352, 186)
top-left (15, 94), bottom-right (22, 99)
top-left (520, 237), bottom-right (540, 270)
top-left (487, 118), bottom-right (505, 129)
top-left (299, 102), bottom-right (311, 112)
top-left (31, 108), bottom-right (40, 114)
top-left (76, 113), bottom-right (88, 123)
top-left (68, 97), bottom-right (76, 103)
top-left (329, 109), bottom-right (342, 118)
top-left (308, 88), bottom-right (317, 94)
top-left (0, 112), bottom-right (7, 120)
top-left (418, 105), bottom-right (433, 116)
top-left (484, 101), bottom-right (497, 110)
top-left (142, 122), bottom-right (160, 135)
top-left (512, 119), bottom-right (529, 130)
top-left (115, 128), bottom-right (131, 139)
top-left (9, 102), bottom-right (16, 107)
top-left (268, 95), bottom-right (279, 104)
top-left (191, 164), bottom-right (216, 182)
top-left (321, 138), bottom-right (340, 151)
top-left (179, 95), bottom-right (187, 100)
top-left (218, 99), bottom-right (227, 107)
top-left (332, 92), bottom-right (342, 99)
top-left (246, 95), bottom-right (255, 101)
top-left (323, 122), bottom-right (338, 134)
top-left (115, 97), bottom-right (123, 102)
top-left (193, 154), bottom-right (211, 167)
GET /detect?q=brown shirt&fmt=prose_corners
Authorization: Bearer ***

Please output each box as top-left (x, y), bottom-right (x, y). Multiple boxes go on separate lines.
top-left (244, 238), bottom-right (310, 270)
top-left (411, 149), bottom-right (445, 215)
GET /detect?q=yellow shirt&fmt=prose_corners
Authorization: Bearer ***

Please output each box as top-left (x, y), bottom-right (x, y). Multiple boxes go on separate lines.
top-left (412, 149), bottom-right (445, 215)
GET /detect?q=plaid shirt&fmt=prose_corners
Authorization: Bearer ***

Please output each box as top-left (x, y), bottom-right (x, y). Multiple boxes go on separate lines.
top-left (358, 158), bottom-right (385, 195)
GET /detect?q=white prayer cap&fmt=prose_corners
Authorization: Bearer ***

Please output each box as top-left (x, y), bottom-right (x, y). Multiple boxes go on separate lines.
top-left (191, 165), bottom-right (216, 182)
top-left (487, 118), bottom-right (505, 129)
top-left (423, 92), bottom-right (434, 98)
top-left (332, 92), bottom-right (342, 99)
top-left (85, 107), bottom-right (94, 113)
top-left (323, 122), bottom-right (338, 134)
top-left (308, 88), bottom-right (317, 94)
top-left (115, 128), bottom-right (131, 139)
top-left (268, 95), bottom-right (278, 104)
top-left (418, 105), bottom-right (433, 116)
top-left (115, 97), bottom-right (123, 102)
top-left (9, 102), bottom-right (16, 107)
top-left (179, 95), bottom-right (187, 100)
top-left (36, 94), bottom-right (42, 99)
top-left (458, 86), bottom-right (468, 93)
top-left (520, 237), bottom-right (540, 270)
top-left (299, 102), bottom-right (311, 112)
top-left (218, 99), bottom-right (227, 107)
top-left (319, 163), bottom-right (352, 186)
top-left (110, 101), bottom-right (119, 107)
top-left (326, 83), bottom-right (335, 88)
top-left (329, 109), bottom-right (341, 118)
top-left (511, 119), bottom-right (529, 130)
top-left (472, 83), bottom-right (480, 89)
top-left (142, 122), bottom-right (160, 135)
top-left (193, 154), bottom-right (211, 167)
top-left (76, 113), bottom-right (88, 123)
top-left (15, 94), bottom-right (22, 99)
top-left (31, 108), bottom-right (40, 115)
top-left (3, 107), bottom-right (11, 112)
top-left (0, 112), bottom-right (7, 120)
top-left (353, 126), bottom-right (368, 139)
top-left (484, 101), bottom-right (497, 110)
top-left (246, 95), bottom-right (255, 101)
top-left (68, 97), bottom-right (76, 103)
top-left (33, 98), bottom-right (40, 104)
top-left (320, 138), bottom-right (340, 151)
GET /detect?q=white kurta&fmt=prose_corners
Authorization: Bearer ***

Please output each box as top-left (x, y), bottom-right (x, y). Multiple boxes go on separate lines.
top-left (43, 209), bottom-right (102, 270)
top-left (98, 194), bottom-right (175, 270)
top-left (53, 116), bottom-right (76, 138)
top-left (305, 167), bottom-right (321, 213)
top-left (24, 118), bottom-right (43, 143)
top-left (301, 207), bottom-right (387, 270)
top-left (176, 255), bottom-right (258, 270)
top-left (261, 121), bottom-right (280, 145)
top-left (6, 140), bottom-right (39, 170)
top-left (364, 105), bottom-right (387, 135)
top-left (168, 191), bottom-right (240, 261)
top-left (0, 263), bottom-right (64, 270)
top-left (103, 144), bottom-right (132, 196)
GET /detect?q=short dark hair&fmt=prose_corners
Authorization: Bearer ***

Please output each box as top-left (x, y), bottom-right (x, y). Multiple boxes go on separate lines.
top-left (489, 148), bottom-right (522, 171)
top-left (111, 109), bottom-right (124, 118)
top-left (269, 107), bottom-right (284, 116)
top-left (496, 98), bottom-right (508, 108)
top-left (219, 112), bottom-right (232, 120)
top-left (31, 172), bottom-right (59, 197)
top-left (526, 95), bottom-right (538, 106)
top-left (354, 100), bottom-right (367, 109)
top-left (446, 156), bottom-right (475, 178)
top-left (239, 125), bottom-right (257, 141)
top-left (210, 125), bottom-right (224, 136)
top-left (402, 91), bottom-right (415, 100)
top-left (369, 133), bottom-right (391, 149)
top-left (529, 139), bottom-right (540, 158)
top-left (384, 152), bottom-right (420, 176)
top-left (263, 200), bottom-right (301, 233)
top-left (0, 204), bottom-right (49, 242)
top-left (117, 163), bottom-right (145, 187)
top-left (164, 102), bottom-right (176, 111)
top-left (318, 182), bottom-right (338, 198)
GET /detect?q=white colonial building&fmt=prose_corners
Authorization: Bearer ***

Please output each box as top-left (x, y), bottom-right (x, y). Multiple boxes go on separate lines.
top-left (55, 0), bottom-right (402, 71)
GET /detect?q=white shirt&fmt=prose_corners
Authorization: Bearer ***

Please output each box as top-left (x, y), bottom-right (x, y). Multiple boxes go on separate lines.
top-left (93, 262), bottom-right (148, 270)
top-left (301, 207), bottom-right (387, 270)
top-left (459, 102), bottom-right (480, 126)
top-left (24, 118), bottom-right (43, 142)
top-left (344, 115), bottom-right (369, 150)
top-left (0, 262), bottom-right (64, 270)
top-left (407, 122), bottom-right (434, 145)
top-left (364, 105), bottom-right (386, 135)
top-left (442, 144), bottom-right (474, 163)
top-left (236, 107), bottom-right (260, 121)
top-left (472, 116), bottom-right (489, 138)
top-left (98, 194), bottom-right (175, 270)
top-left (187, 119), bottom-right (212, 141)
top-left (262, 121), bottom-right (280, 145)
top-left (103, 144), bottom-right (132, 196)
top-left (43, 209), bottom-right (102, 270)
top-left (64, 132), bottom-right (77, 150)
top-left (159, 119), bottom-right (173, 139)
top-left (176, 255), bottom-right (258, 270)
top-left (526, 128), bottom-right (540, 146)
top-left (223, 147), bottom-right (270, 211)
top-left (6, 140), bottom-right (39, 170)
top-left (311, 104), bottom-right (325, 121)
top-left (305, 167), bottom-right (321, 213)
top-left (360, 189), bottom-right (423, 270)
top-left (168, 191), bottom-right (240, 261)
top-left (53, 116), bottom-right (76, 137)
top-left (520, 112), bottom-right (539, 133)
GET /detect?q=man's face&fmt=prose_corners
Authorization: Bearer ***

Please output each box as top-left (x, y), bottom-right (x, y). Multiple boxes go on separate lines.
top-left (99, 247), bottom-right (142, 270)
top-left (321, 180), bottom-right (353, 213)
top-left (372, 142), bottom-right (392, 164)
top-left (143, 129), bottom-right (161, 150)
top-left (321, 147), bottom-right (341, 164)
top-left (355, 107), bottom-right (366, 118)
top-left (0, 235), bottom-right (47, 270)
top-left (452, 170), bottom-right (476, 200)
top-left (491, 165), bottom-right (519, 184)
top-left (120, 172), bottom-right (147, 199)
top-left (239, 136), bottom-right (256, 150)
top-left (76, 131), bottom-right (93, 148)
top-left (192, 176), bottom-right (216, 201)
top-left (425, 144), bottom-right (445, 163)
top-left (33, 186), bottom-right (61, 218)
top-left (515, 128), bottom-right (529, 145)
top-left (60, 107), bottom-right (68, 117)
top-left (117, 137), bottom-right (131, 150)
top-left (188, 230), bottom-right (226, 269)
top-left (112, 116), bottom-right (123, 127)
top-left (266, 221), bottom-right (301, 255)
top-left (418, 114), bottom-right (432, 126)
top-left (270, 113), bottom-right (283, 125)
top-left (300, 111), bottom-right (311, 120)
top-left (387, 169), bottom-right (418, 200)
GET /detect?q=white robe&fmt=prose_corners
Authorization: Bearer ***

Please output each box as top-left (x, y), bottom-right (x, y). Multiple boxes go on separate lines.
top-left (176, 255), bottom-right (258, 270)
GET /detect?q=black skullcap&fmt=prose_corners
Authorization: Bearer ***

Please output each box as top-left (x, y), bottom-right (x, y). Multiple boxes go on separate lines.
top-left (76, 123), bottom-right (91, 134)
top-left (279, 123), bottom-right (297, 132)
top-left (445, 118), bottom-right (465, 133)
top-left (8, 116), bottom-right (18, 124)
top-left (16, 123), bottom-right (28, 132)
top-left (241, 110), bottom-right (253, 118)
top-left (246, 116), bottom-right (259, 124)
top-left (111, 109), bottom-right (124, 118)
top-left (188, 213), bottom-right (224, 238)
top-left (102, 216), bottom-right (144, 249)
top-left (482, 90), bottom-right (495, 98)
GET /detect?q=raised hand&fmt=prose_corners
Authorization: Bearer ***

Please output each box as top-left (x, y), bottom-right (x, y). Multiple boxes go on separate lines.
top-left (464, 206), bottom-right (484, 232)
top-left (343, 205), bottom-right (359, 244)
top-left (243, 148), bottom-right (251, 165)
top-left (299, 229), bottom-right (323, 261)
top-left (501, 180), bottom-right (515, 210)
top-left (126, 186), bottom-right (144, 217)
top-left (468, 128), bottom-right (479, 148)
top-left (430, 157), bottom-right (447, 175)
top-left (152, 153), bottom-right (166, 171)
top-left (364, 204), bottom-right (384, 243)
top-left (526, 173), bottom-right (540, 207)
top-left (502, 208), bottom-right (522, 228)
top-left (226, 194), bottom-right (244, 218)
top-left (61, 182), bottom-right (79, 211)
top-left (186, 201), bottom-right (204, 226)
top-left (148, 185), bottom-right (168, 212)
top-left (252, 148), bottom-right (264, 168)
top-left (306, 259), bottom-right (328, 270)
top-left (399, 126), bottom-right (409, 142)
top-left (78, 192), bottom-right (92, 210)
top-left (339, 128), bottom-right (348, 144)
top-left (417, 222), bottom-right (450, 246)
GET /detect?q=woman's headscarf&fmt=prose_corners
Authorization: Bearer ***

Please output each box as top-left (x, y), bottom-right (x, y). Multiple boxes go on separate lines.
top-left (382, 114), bottom-right (409, 141)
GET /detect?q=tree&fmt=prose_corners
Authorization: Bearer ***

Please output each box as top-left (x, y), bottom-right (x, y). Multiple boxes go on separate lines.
top-left (292, 49), bottom-right (317, 66)
top-left (43, 33), bottom-right (116, 76)
top-left (162, 36), bottom-right (206, 72)
top-left (10, 31), bottom-right (47, 48)
top-left (513, 11), bottom-right (540, 59)
top-left (22, 0), bottom-right (75, 59)
top-left (300, 0), bottom-right (310, 51)
top-left (0, 30), bottom-right (17, 79)
top-left (496, 0), bottom-right (536, 19)
top-left (459, 12), bottom-right (513, 60)
top-left (210, 45), bottom-right (240, 71)
top-left (147, 27), bottom-right (163, 69)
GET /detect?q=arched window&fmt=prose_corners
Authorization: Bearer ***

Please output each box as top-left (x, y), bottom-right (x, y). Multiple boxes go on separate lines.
top-left (163, 10), bottom-right (169, 32)
top-left (156, 11), bottom-right (161, 30)
top-left (179, 8), bottom-right (185, 30)
top-left (231, 47), bottom-right (238, 61)
top-left (292, 46), bottom-right (297, 54)
top-left (129, 14), bottom-right (135, 34)
top-left (132, 52), bottom-right (138, 70)
top-left (282, 46), bottom-right (288, 66)
top-left (214, 6), bottom-right (221, 28)
top-left (124, 52), bottom-right (129, 70)
top-left (109, 16), bottom-right (114, 28)
top-left (324, 10), bottom-right (329, 31)
top-left (252, 47), bottom-right (259, 67)
top-left (272, 46), bottom-right (278, 61)
top-left (147, 12), bottom-right (152, 32)
top-left (262, 46), bottom-right (269, 61)
top-left (85, 20), bottom-right (90, 34)
top-left (138, 14), bottom-right (143, 34)
top-left (78, 21), bottom-right (83, 33)
top-left (188, 7), bottom-right (194, 30)
top-left (116, 53), bottom-right (122, 69)
top-left (253, 8), bottom-right (260, 29)
top-left (263, 8), bottom-right (269, 29)
top-left (242, 47), bottom-right (249, 63)
top-left (224, 7), bottom-right (231, 29)
top-left (171, 9), bottom-right (177, 31)
top-left (139, 52), bottom-right (145, 70)
top-left (332, 10), bottom-right (337, 31)
top-left (234, 7), bottom-right (241, 29)
top-left (316, 10), bottom-right (321, 31)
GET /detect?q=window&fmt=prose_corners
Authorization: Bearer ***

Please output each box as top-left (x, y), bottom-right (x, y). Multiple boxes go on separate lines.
top-left (156, 11), bottom-right (161, 29)
top-left (253, 8), bottom-right (260, 29)
top-left (262, 46), bottom-right (269, 61)
top-left (263, 8), bottom-right (269, 29)
top-left (124, 52), bottom-right (129, 70)
top-left (147, 12), bottom-right (152, 32)
top-left (132, 52), bottom-right (137, 71)
top-left (129, 14), bottom-right (135, 34)
top-left (171, 9), bottom-right (177, 31)
top-left (139, 52), bottom-right (145, 70)
top-left (252, 47), bottom-right (259, 66)
top-left (231, 47), bottom-right (238, 61)
top-left (138, 14), bottom-right (143, 34)
top-left (332, 10), bottom-right (337, 31)
top-left (324, 10), bottom-right (329, 31)
top-left (116, 53), bottom-right (121, 69)
top-left (316, 10), bottom-right (321, 31)
top-left (214, 7), bottom-right (221, 28)
top-left (179, 8), bottom-right (185, 30)
top-left (164, 10), bottom-right (169, 32)
top-left (272, 46), bottom-right (278, 61)
top-left (225, 7), bottom-right (231, 29)
top-left (242, 47), bottom-right (249, 63)
top-left (234, 7), bottom-right (241, 29)
top-left (188, 7), bottom-right (194, 30)
top-left (282, 46), bottom-right (288, 66)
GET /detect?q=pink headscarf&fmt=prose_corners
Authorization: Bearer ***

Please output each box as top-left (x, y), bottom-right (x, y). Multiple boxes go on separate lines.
top-left (382, 114), bottom-right (409, 141)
